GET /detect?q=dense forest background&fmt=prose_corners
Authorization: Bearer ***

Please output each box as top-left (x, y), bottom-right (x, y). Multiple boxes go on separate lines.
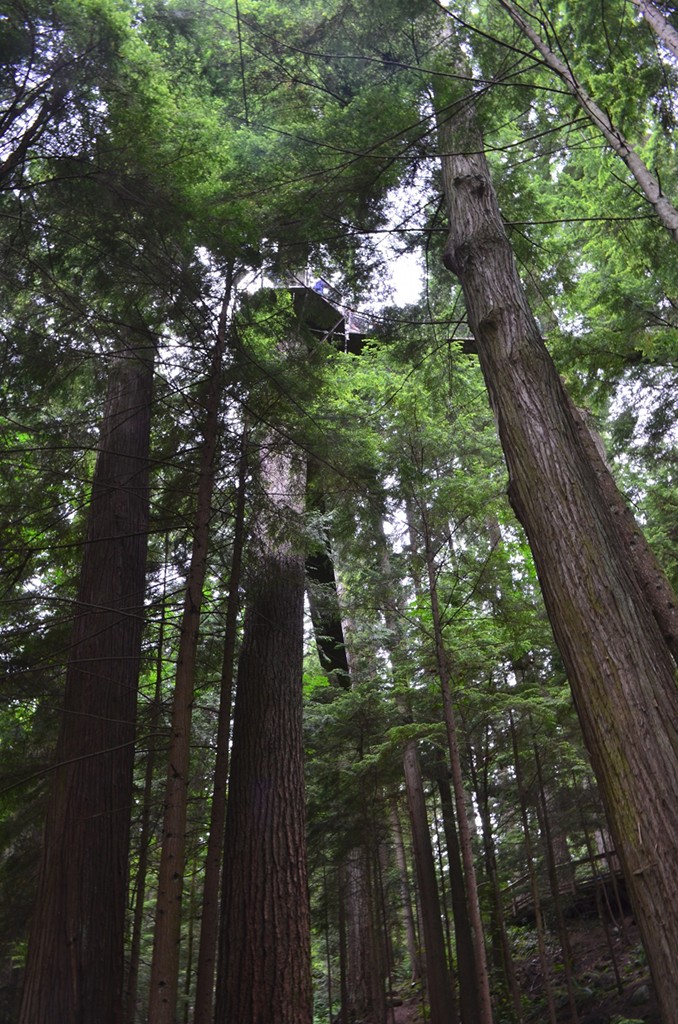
top-left (1, 1), bottom-right (677, 1023)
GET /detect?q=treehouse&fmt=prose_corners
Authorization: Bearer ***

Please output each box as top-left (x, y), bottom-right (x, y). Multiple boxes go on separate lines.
top-left (273, 269), bottom-right (369, 354)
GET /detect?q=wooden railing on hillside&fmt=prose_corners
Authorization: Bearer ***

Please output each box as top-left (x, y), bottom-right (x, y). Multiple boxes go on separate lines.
top-left (505, 850), bottom-right (626, 923)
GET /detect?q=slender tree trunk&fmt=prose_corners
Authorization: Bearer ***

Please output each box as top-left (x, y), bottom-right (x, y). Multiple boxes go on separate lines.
top-left (344, 845), bottom-right (387, 1024)
top-left (390, 802), bottom-right (423, 984)
top-left (465, 746), bottom-right (524, 1024)
top-left (497, 0), bottom-right (678, 243)
top-left (375, 837), bottom-right (396, 1024)
top-left (125, 540), bottom-right (170, 1024)
top-left (531, 735), bottom-right (579, 1024)
top-left (20, 337), bottom-right (154, 1024)
top-left (338, 867), bottom-right (349, 1024)
top-left (631, 0), bottom-right (678, 60)
top-left (532, 729), bottom-right (581, 1024)
top-left (148, 281), bottom-right (232, 1024)
top-left (577, 798), bottom-right (624, 996)
top-left (418, 502), bottom-right (494, 1024)
top-left (509, 714), bottom-right (558, 1024)
top-left (437, 81), bottom-right (678, 1022)
top-left (323, 868), bottom-right (334, 1024)
top-left (403, 743), bottom-right (459, 1024)
top-left (192, 430), bottom-right (248, 1024)
top-left (182, 866), bottom-right (198, 1024)
top-left (215, 405), bottom-right (311, 1022)
top-left (435, 771), bottom-right (484, 1024)
top-left (431, 790), bottom-right (454, 970)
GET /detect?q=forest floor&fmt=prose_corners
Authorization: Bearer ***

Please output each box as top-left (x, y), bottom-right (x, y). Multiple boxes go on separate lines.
top-left (544, 917), bottom-right (661, 1024)
top-left (386, 916), bottom-right (660, 1024)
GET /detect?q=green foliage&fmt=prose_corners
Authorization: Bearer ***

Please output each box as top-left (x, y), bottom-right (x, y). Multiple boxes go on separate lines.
top-left (1, 0), bottom-right (676, 1017)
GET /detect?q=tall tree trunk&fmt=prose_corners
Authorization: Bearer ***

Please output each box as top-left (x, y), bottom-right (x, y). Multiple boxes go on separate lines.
top-left (338, 866), bottom-right (349, 1024)
top-left (323, 868), bottom-right (335, 1024)
top-left (509, 714), bottom-right (558, 1024)
top-left (435, 770), bottom-right (484, 1024)
top-left (390, 802), bottom-right (423, 984)
top-left (181, 865), bottom-right (198, 1024)
top-left (343, 845), bottom-right (387, 1024)
top-left (436, 79), bottom-right (678, 1022)
top-left (531, 732), bottom-right (579, 1024)
top-left (402, 743), bottom-right (458, 1024)
top-left (465, 748), bottom-right (524, 1024)
top-left (125, 539), bottom-right (170, 1024)
top-left (417, 500), bottom-right (494, 1024)
top-left (20, 337), bottom-right (154, 1024)
top-left (215, 410), bottom-right (311, 1023)
top-left (148, 284), bottom-right (231, 1024)
top-left (192, 430), bottom-right (248, 1024)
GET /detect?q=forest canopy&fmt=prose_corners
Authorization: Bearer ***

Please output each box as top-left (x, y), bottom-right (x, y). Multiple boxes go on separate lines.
top-left (1, 1), bottom-right (677, 1023)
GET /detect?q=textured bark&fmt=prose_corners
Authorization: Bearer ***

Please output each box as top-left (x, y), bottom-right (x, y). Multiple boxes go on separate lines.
top-left (148, 287), bottom-right (231, 1024)
top-left (437, 92), bottom-right (678, 1022)
top-left (216, 545), bottom-right (311, 1023)
top-left (215, 422), bottom-right (311, 1024)
top-left (20, 341), bottom-right (153, 1024)
top-left (403, 745), bottom-right (458, 1024)
top-left (498, 0), bottom-right (678, 242)
top-left (567, 400), bottom-right (678, 664)
top-left (192, 432), bottom-right (248, 1024)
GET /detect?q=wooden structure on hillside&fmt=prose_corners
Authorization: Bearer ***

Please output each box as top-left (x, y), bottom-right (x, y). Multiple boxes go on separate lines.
top-left (507, 851), bottom-right (629, 925)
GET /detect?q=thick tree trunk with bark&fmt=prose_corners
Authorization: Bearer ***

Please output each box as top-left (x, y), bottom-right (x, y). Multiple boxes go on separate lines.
top-left (215, 426), bottom-right (312, 1024)
top-left (20, 340), bottom-right (153, 1024)
top-left (437, 91), bottom-right (678, 1022)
